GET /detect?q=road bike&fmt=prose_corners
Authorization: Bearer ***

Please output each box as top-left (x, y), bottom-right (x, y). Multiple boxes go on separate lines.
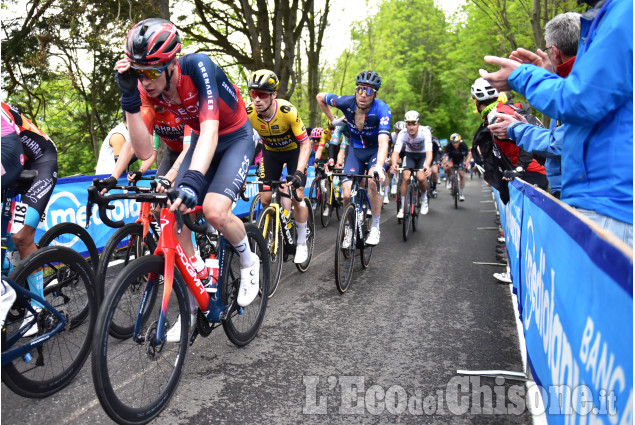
top-left (255, 180), bottom-right (315, 297)
top-left (2, 171), bottom-right (97, 398)
top-left (310, 165), bottom-right (343, 227)
top-left (91, 188), bottom-right (270, 425)
top-left (331, 172), bottom-right (379, 293)
top-left (398, 167), bottom-right (424, 241)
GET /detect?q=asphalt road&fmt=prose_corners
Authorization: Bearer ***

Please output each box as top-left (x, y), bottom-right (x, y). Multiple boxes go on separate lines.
top-left (2, 176), bottom-right (534, 424)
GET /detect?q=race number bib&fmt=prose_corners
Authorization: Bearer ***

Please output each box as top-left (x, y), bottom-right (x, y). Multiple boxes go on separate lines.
top-left (9, 201), bottom-right (28, 234)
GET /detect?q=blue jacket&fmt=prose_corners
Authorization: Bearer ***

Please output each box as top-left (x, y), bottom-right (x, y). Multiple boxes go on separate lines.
top-left (508, 0), bottom-right (633, 224)
top-left (509, 122), bottom-right (563, 194)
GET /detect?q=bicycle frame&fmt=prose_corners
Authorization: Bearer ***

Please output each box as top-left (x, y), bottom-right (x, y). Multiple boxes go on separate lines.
top-left (256, 181), bottom-right (300, 257)
top-left (134, 205), bottom-right (231, 346)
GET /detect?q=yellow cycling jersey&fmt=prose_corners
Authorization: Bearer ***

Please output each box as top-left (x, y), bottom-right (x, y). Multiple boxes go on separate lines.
top-left (247, 99), bottom-right (308, 152)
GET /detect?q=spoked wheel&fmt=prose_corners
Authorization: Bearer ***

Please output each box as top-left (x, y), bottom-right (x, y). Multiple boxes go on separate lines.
top-left (295, 197), bottom-right (315, 273)
top-left (256, 206), bottom-right (283, 298)
top-left (360, 198), bottom-right (373, 269)
top-left (38, 222), bottom-right (99, 272)
top-left (402, 185), bottom-right (412, 242)
top-left (96, 223), bottom-right (158, 338)
top-left (319, 179), bottom-right (332, 228)
top-left (2, 247), bottom-right (97, 398)
top-left (248, 193), bottom-right (263, 224)
top-left (221, 224), bottom-right (270, 347)
top-left (452, 174), bottom-right (459, 209)
top-left (91, 255), bottom-right (188, 425)
top-left (335, 204), bottom-right (355, 293)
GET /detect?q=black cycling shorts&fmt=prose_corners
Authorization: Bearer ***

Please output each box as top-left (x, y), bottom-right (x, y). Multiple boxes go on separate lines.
top-left (259, 147), bottom-right (301, 191)
top-left (1, 131), bottom-right (24, 191)
top-left (156, 147), bottom-right (181, 177)
top-left (23, 159), bottom-right (58, 228)
top-left (175, 120), bottom-right (255, 202)
top-left (403, 152), bottom-right (426, 170)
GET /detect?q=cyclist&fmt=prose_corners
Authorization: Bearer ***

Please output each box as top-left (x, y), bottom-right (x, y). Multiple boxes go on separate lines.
top-left (1, 102), bottom-right (58, 336)
top-left (246, 69), bottom-right (311, 264)
top-left (427, 126), bottom-right (442, 197)
top-left (316, 70), bottom-right (391, 246)
top-left (390, 111), bottom-right (432, 217)
top-left (442, 133), bottom-right (471, 201)
top-left (384, 120), bottom-right (406, 203)
top-left (115, 18), bottom-right (260, 330)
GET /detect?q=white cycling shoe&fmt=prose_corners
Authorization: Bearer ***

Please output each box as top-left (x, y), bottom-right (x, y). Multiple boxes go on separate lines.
top-left (166, 313), bottom-right (197, 343)
top-left (383, 196), bottom-right (389, 204)
top-left (396, 210), bottom-right (404, 219)
top-left (237, 253), bottom-right (260, 307)
top-left (341, 227), bottom-right (353, 249)
top-left (22, 307), bottom-right (42, 338)
top-left (366, 227), bottom-right (380, 246)
top-left (421, 199), bottom-right (429, 215)
top-left (322, 206), bottom-right (330, 216)
top-left (294, 243), bottom-right (308, 264)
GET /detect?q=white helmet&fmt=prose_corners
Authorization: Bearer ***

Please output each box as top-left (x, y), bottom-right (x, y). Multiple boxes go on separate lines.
top-left (394, 121), bottom-right (406, 131)
top-left (471, 77), bottom-right (499, 101)
top-left (404, 110), bottom-right (420, 123)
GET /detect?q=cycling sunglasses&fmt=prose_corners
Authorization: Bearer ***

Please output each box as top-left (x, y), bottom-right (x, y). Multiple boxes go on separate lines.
top-left (131, 62), bottom-right (170, 80)
top-left (356, 86), bottom-right (376, 96)
top-left (250, 90), bottom-right (272, 99)
top-left (405, 121), bottom-right (418, 125)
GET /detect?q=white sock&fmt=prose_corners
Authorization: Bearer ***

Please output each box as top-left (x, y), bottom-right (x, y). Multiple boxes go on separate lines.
top-left (460, 188), bottom-right (464, 196)
top-left (400, 196), bottom-right (405, 211)
top-left (296, 221), bottom-right (307, 245)
top-left (372, 215), bottom-right (381, 229)
top-left (232, 235), bottom-right (254, 268)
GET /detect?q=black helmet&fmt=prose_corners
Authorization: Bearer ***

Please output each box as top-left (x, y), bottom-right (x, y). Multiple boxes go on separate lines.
top-left (125, 18), bottom-right (181, 66)
top-left (248, 69), bottom-right (279, 92)
top-left (355, 70), bottom-right (382, 91)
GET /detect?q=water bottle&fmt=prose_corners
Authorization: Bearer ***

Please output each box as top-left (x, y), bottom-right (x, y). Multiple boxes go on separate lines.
top-left (204, 255), bottom-right (219, 293)
top-left (190, 255), bottom-right (209, 284)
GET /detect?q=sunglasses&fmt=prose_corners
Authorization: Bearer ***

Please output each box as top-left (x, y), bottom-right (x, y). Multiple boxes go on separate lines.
top-left (250, 90), bottom-right (272, 99)
top-left (356, 86), bottom-right (376, 96)
top-left (405, 121), bottom-right (418, 125)
top-left (131, 62), bottom-right (170, 80)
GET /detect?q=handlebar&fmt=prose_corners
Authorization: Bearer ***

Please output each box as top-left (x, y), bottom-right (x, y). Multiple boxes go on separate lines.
top-left (247, 179), bottom-right (303, 202)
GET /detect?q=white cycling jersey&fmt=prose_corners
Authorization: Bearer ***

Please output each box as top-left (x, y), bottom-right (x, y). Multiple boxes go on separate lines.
top-left (393, 125), bottom-right (432, 154)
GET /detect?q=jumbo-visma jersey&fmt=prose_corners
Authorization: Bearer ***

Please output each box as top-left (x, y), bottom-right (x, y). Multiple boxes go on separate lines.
top-left (246, 99), bottom-right (308, 152)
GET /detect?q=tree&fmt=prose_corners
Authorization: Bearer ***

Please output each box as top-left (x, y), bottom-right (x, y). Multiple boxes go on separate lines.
top-left (304, 0), bottom-right (332, 126)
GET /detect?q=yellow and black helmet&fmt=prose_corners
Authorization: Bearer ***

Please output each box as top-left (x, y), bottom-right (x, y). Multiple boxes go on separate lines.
top-left (248, 69), bottom-right (279, 92)
top-left (450, 133), bottom-right (462, 143)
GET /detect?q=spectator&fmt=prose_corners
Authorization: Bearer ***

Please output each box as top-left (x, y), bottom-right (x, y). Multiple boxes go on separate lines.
top-left (480, 0), bottom-right (633, 246)
top-left (488, 12), bottom-right (581, 199)
top-left (95, 113), bottom-right (134, 175)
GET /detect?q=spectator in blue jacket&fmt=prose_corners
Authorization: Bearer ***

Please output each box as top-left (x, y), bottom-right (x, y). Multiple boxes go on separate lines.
top-left (488, 12), bottom-right (581, 199)
top-left (479, 0), bottom-right (633, 246)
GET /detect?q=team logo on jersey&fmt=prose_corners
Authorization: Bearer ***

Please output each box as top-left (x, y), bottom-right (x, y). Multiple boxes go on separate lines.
top-left (271, 125), bottom-right (279, 130)
top-left (380, 116), bottom-right (389, 126)
top-left (261, 125), bottom-right (266, 129)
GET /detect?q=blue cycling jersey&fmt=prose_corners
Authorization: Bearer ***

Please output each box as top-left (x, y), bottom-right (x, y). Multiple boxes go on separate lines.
top-left (323, 94), bottom-right (391, 149)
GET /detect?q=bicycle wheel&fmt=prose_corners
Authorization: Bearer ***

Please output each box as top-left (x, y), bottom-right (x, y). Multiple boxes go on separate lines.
top-left (308, 178), bottom-right (321, 216)
top-left (319, 179), bottom-right (332, 228)
top-left (2, 246), bottom-right (97, 398)
top-left (360, 197), bottom-right (373, 269)
top-left (296, 197), bottom-right (315, 273)
top-left (38, 222), bottom-right (99, 272)
top-left (402, 185), bottom-right (412, 242)
top-left (412, 188), bottom-right (420, 232)
top-left (334, 182), bottom-right (343, 220)
top-left (335, 204), bottom-right (355, 293)
top-left (452, 174), bottom-right (459, 209)
top-left (221, 224), bottom-right (270, 346)
top-left (91, 255), bottom-right (188, 425)
top-left (96, 223), bottom-right (158, 339)
top-left (256, 206), bottom-right (283, 298)
top-left (248, 193), bottom-right (263, 224)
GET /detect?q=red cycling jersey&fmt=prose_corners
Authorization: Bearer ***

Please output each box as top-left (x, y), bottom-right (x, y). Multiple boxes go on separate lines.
top-left (139, 53), bottom-right (248, 138)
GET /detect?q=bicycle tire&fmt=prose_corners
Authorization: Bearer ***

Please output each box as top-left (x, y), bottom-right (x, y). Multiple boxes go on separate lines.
top-left (412, 188), bottom-right (420, 232)
top-left (334, 182), bottom-right (343, 221)
top-left (308, 178), bottom-right (321, 216)
top-left (2, 246), bottom-right (97, 398)
top-left (296, 197), bottom-right (315, 273)
top-left (360, 197), bottom-right (373, 269)
top-left (221, 224), bottom-right (270, 346)
top-left (91, 255), bottom-right (188, 425)
top-left (256, 206), bottom-right (283, 298)
top-left (248, 193), bottom-right (263, 224)
top-left (96, 223), bottom-right (158, 339)
top-left (335, 204), bottom-right (355, 293)
top-left (452, 173), bottom-right (459, 209)
top-left (319, 178), bottom-right (332, 227)
top-left (38, 222), bottom-right (99, 272)
top-left (402, 185), bottom-right (412, 241)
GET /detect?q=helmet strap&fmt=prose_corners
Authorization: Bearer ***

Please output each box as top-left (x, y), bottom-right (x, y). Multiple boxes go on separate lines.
top-left (164, 67), bottom-right (173, 93)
